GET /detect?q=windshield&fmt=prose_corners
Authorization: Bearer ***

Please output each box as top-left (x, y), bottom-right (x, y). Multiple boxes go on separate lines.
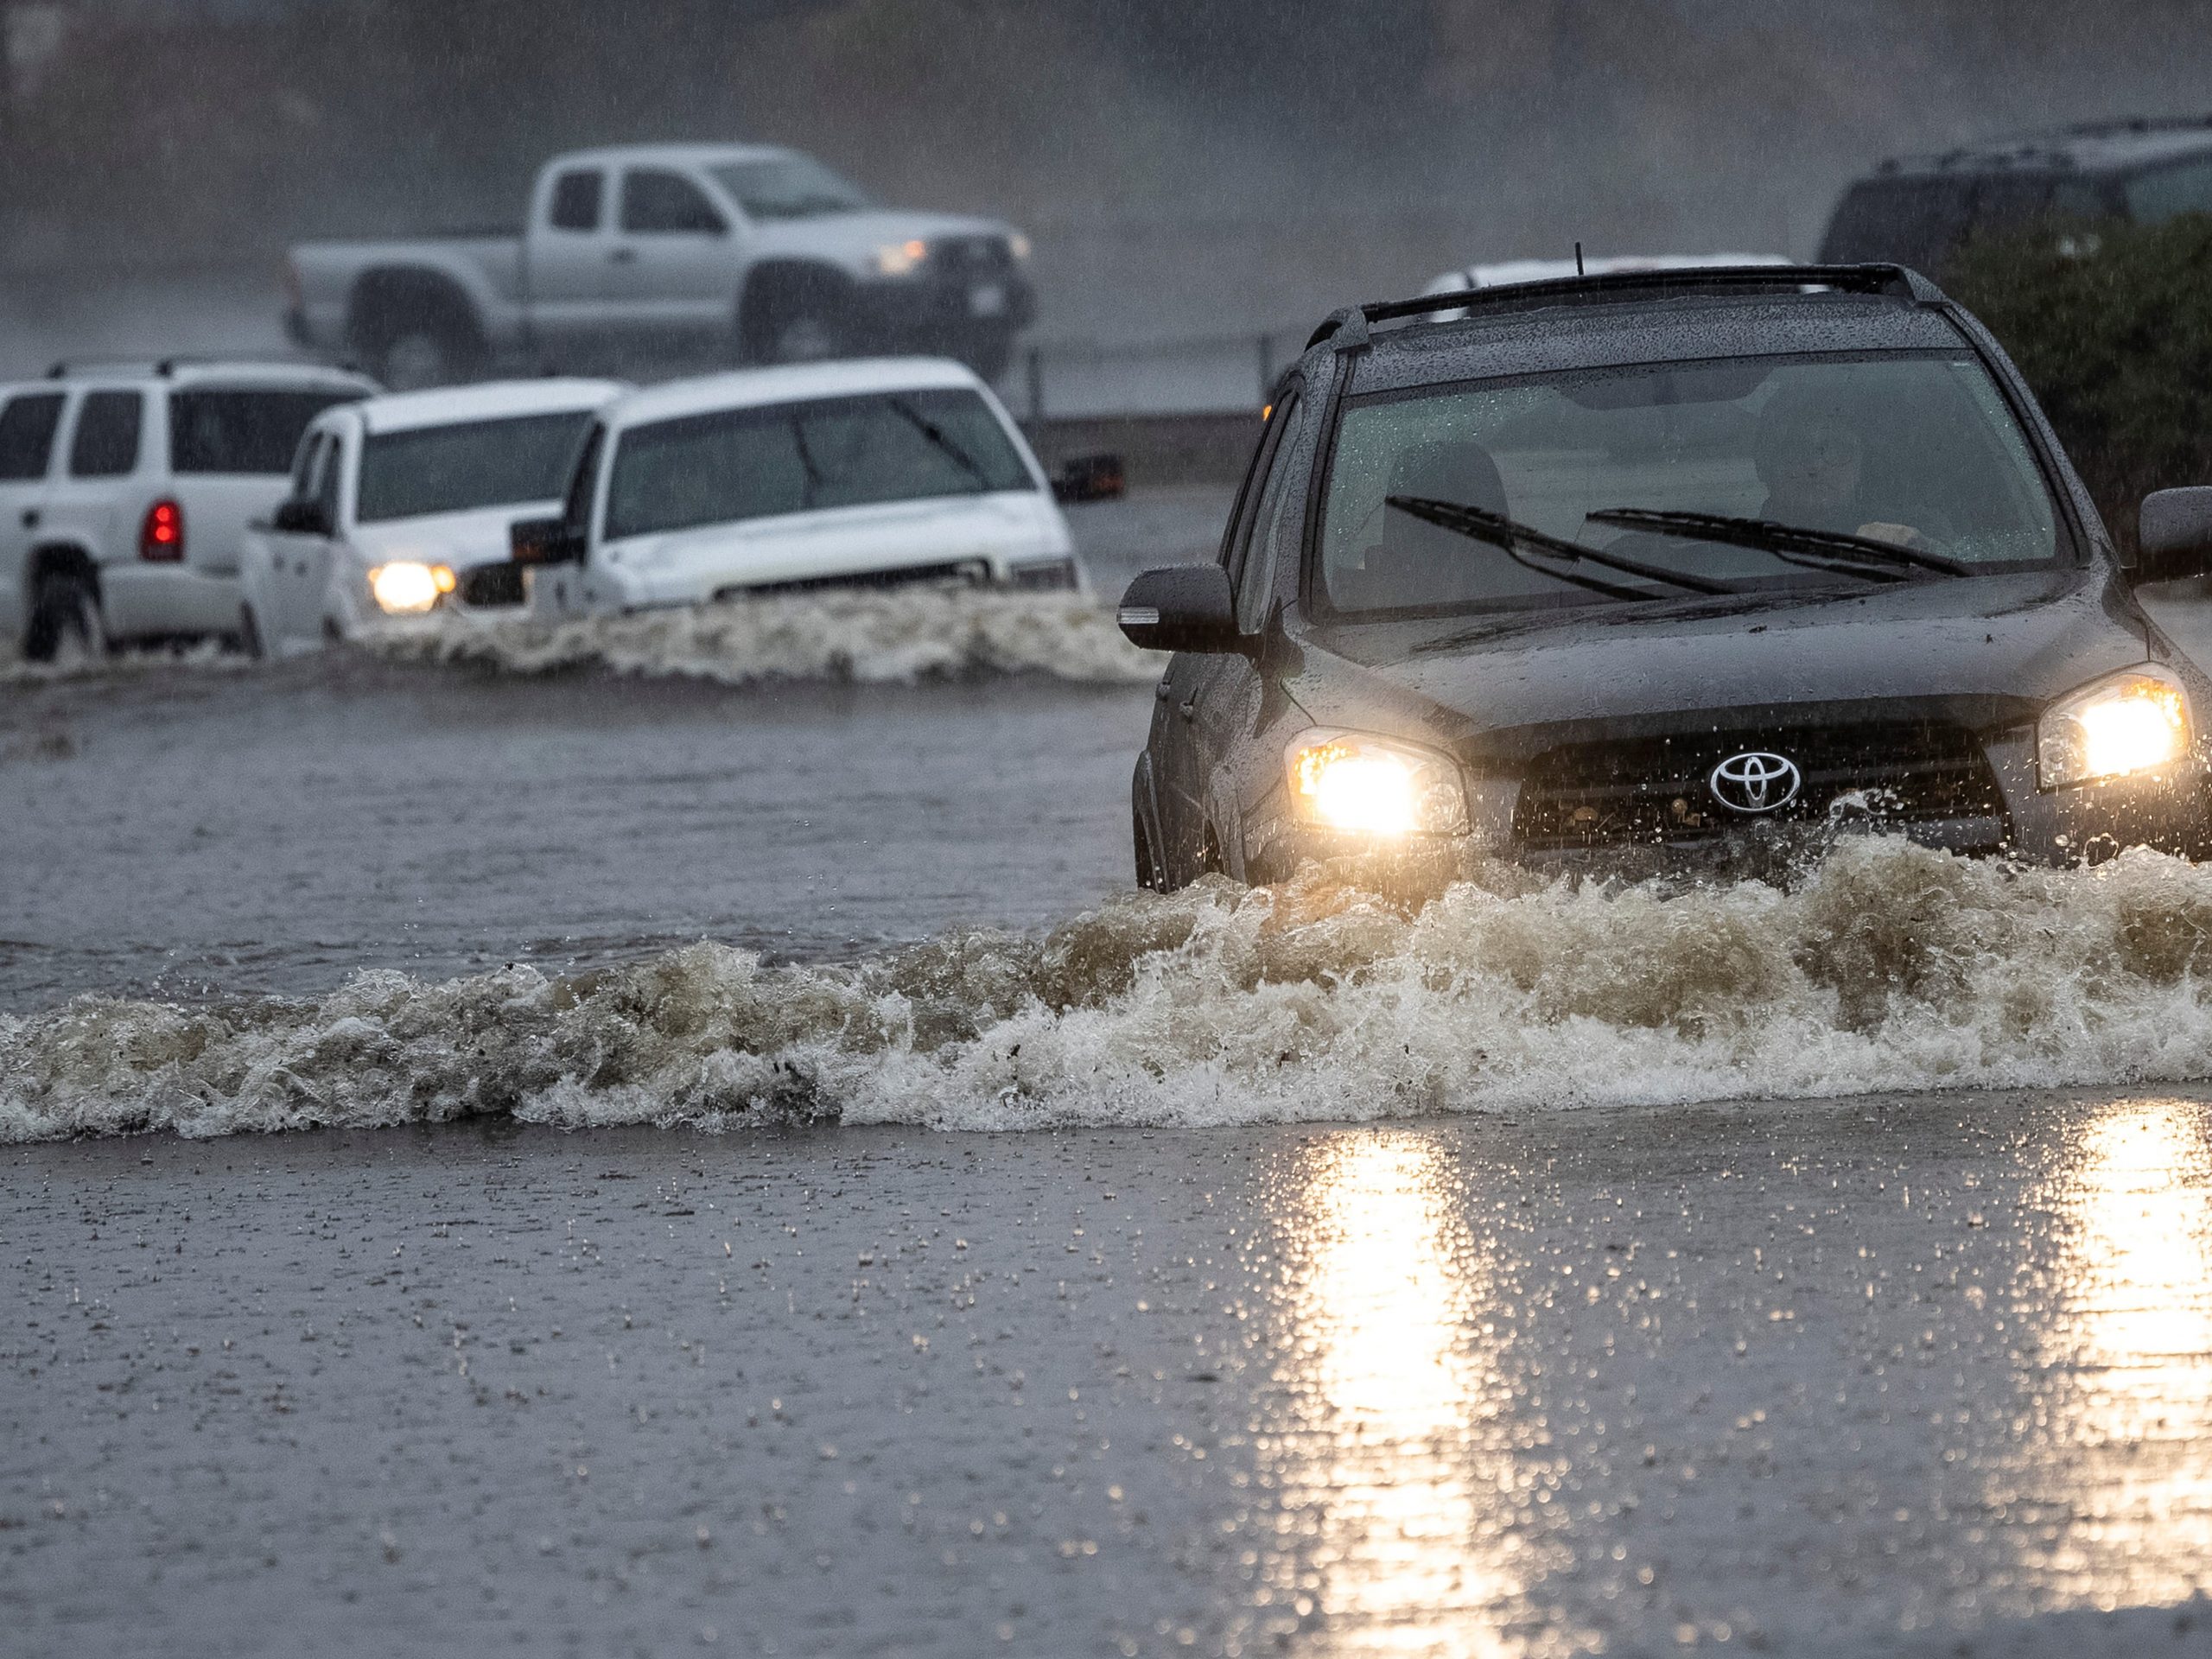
top-left (1319, 353), bottom-right (2063, 616)
top-left (356, 410), bottom-right (597, 524)
top-left (604, 388), bottom-right (1034, 542)
top-left (169, 388), bottom-right (360, 474)
top-left (707, 156), bottom-right (874, 220)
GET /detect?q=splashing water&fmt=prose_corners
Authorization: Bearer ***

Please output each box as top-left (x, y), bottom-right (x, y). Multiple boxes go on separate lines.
top-left (359, 587), bottom-right (1161, 685)
top-left (13, 836), bottom-right (2212, 1143)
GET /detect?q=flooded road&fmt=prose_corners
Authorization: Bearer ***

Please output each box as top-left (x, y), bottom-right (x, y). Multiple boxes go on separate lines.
top-left (9, 506), bottom-right (2212, 1652)
top-left (9, 1100), bottom-right (2212, 1656)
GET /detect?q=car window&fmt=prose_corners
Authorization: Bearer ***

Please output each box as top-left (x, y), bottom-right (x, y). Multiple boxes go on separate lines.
top-left (68, 390), bottom-right (144, 478)
top-left (548, 168), bottom-right (604, 233)
top-left (170, 389), bottom-right (361, 475)
top-left (0, 391), bottom-right (66, 481)
top-left (2125, 155), bottom-right (2212, 225)
top-left (1817, 177), bottom-right (1975, 268)
top-left (604, 388), bottom-right (1033, 542)
top-left (356, 411), bottom-right (598, 524)
top-left (1318, 352), bottom-right (2062, 617)
top-left (620, 169), bottom-right (725, 235)
top-left (313, 434), bottom-right (344, 524)
top-left (564, 423), bottom-right (605, 536)
top-left (1228, 390), bottom-right (1304, 633)
top-left (706, 157), bottom-right (874, 221)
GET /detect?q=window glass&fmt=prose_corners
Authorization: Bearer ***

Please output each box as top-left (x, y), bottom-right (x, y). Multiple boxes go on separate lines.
top-left (313, 435), bottom-right (344, 524)
top-left (0, 391), bottom-right (66, 481)
top-left (1817, 178), bottom-right (1975, 268)
top-left (1232, 392), bottom-right (1305, 632)
top-left (357, 411), bottom-right (597, 524)
top-left (548, 169), bottom-right (604, 232)
top-left (706, 157), bottom-right (874, 221)
top-left (606, 388), bottom-right (1033, 542)
top-left (564, 423), bottom-right (605, 535)
top-left (68, 391), bottom-right (144, 478)
top-left (2126, 156), bottom-right (2212, 224)
top-left (169, 389), bottom-right (359, 475)
top-left (620, 170), bottom-right (725, 235)
top-left (1318, 353), bottom-right (2061, 617)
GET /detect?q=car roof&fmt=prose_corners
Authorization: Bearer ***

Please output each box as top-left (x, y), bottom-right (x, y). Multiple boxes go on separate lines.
top-left (1864, 116), bottom-right (2212, 181)
top-left (604, 358), bottom-right (990, 431)
top-left (39, 358), bottom-right (379, 392)
top-left (352, 378), bottom-right (628, 436)
top-left (547, 142), bottom-right (795, 172)
top-left (1320, 270), bottom-right (1973, 397)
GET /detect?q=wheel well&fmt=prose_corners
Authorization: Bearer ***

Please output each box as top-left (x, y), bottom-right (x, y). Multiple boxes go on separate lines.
top-left (737, 262), bottom-right (854, 347)
top-left (346, 268), bottom-right (485, 357)
top-left (31, 543), bottom-right (97, 596)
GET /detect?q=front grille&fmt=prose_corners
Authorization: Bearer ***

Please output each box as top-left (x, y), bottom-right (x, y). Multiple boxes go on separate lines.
top-left (930, 236), bottom-right (1014, 281)
top-left (715, 559), bottom-right (993, 601)
top-left (455, 563), bottom-right (524, 608)
top-left (1513, 721), bottom-right (2007, 849)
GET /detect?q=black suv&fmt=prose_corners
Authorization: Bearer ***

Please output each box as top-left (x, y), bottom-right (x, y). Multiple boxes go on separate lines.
top-left (1820, 115), bottom-right (2212, 271)
top-left (1118, 265), bottom-right (2212, 889)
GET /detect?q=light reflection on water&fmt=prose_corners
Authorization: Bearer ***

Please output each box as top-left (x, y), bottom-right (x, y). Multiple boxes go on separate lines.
top-left (2024, 1099), bottom-right (2212, 1607)
top-left (1259, 1134), bottom-right (1586, 1658)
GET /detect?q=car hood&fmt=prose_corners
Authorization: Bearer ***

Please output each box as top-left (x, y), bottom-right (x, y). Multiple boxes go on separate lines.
top-left (753, 209), bottom-right (1014, 269)
top-left (350, 503), bottom-right (556, 572)
top-left (1292, 567), bottom-right (2163, 759)
top-left (602, 491), bottom-right (1071, 603)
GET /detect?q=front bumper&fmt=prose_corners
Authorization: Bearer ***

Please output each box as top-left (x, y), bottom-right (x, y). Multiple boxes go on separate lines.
top-left (851, 270), bottom-right (1036, 347)
top-left (1243, 728), bottom-right (2212, 886)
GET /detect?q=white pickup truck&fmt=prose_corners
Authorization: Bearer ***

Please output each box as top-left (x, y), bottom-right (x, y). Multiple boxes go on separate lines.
top-left (284, 143), bottom-right (1036, 391)
top-left (508, 358), bottom-right (1079, 614)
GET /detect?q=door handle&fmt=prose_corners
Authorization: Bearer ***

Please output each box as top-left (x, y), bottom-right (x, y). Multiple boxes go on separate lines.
top-left (21, 509), bottom-right (37, 529)
top-left (608, 247), bottom-right (638, 265)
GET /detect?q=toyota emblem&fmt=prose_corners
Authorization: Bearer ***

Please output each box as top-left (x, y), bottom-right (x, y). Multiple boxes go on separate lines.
top-left (1709, 751), bottom-right (1802, 815)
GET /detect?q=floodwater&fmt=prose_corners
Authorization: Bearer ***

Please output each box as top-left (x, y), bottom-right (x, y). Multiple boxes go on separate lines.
top-left (9, 497), bottom-right (2212, 1654)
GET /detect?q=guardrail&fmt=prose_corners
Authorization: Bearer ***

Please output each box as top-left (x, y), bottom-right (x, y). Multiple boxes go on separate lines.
top-left (1011, 327), bottom-right (1305, 422)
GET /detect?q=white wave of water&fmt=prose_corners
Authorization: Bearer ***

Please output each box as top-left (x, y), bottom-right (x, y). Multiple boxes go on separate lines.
top-left (12, 837), bottom-right (2212, 1142)
top-left (360, 588), bottom-right (1161, 685)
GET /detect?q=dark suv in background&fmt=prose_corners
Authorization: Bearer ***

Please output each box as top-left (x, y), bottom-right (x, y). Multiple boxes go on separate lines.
top-left (1820, 115), bottom-right (2212, 271)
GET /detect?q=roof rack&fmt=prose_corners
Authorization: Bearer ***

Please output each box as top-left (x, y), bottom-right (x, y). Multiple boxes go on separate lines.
top-left (1305, 264), bottom-right (1939, 352)
top-left (45, 352), bottom-right (362, 381)
top-left (2053, 113), bottom-right (2212, 140)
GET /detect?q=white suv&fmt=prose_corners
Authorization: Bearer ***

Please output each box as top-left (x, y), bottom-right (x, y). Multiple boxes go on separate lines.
top-left (0, 359), bottom-right (377, 660)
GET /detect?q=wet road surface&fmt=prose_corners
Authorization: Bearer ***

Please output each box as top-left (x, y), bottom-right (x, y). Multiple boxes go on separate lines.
top-left (8, 1097), bottom-right (2212, 1656)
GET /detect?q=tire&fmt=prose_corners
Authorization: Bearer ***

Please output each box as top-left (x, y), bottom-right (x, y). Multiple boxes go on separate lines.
top-left (741, 273), bottom-right (851, 366)
top-left (26, 569), bottom-right (105, 665)
top-left (966, 335), bottom-right (1014, 385)
top-left (372, 327), bottom-right (462, 392)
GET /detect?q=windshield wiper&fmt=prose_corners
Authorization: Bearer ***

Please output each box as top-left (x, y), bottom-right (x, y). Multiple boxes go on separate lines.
top-left (1387, 495), bottom-right (1742, 599)
top-left (889, 398), bottom-right (989, 490)
top-left (1586, 508), bottom-right (1969, 580)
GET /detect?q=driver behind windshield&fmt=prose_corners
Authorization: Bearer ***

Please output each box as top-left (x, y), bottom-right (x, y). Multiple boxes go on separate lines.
top-left (1752, 391), bottom-right (1927, 550)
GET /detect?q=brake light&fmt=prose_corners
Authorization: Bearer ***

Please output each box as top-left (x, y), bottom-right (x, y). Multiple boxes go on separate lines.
top-left (140, 499), bottom-right (184, 562)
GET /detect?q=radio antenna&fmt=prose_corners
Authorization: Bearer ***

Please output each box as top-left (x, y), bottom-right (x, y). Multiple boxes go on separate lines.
top-left (1574, 241), bottom-right (1586, 276)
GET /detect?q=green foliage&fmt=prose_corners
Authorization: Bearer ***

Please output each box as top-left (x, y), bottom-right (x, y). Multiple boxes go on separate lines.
top-left (1948, 215), bottom-right (2212, 552)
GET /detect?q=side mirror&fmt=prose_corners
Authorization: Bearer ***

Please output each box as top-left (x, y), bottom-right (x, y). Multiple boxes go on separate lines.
top-left (2137, 487), bottom-right (2212, 583)
top-left (1116, 564), bottom-right (1244, 654)
top-left (511, 515), bottom-right (583, 566)
top-left (1051, 454), bottom-right (1126, 505)
top-left (272, 499), bottom-right (331, 537)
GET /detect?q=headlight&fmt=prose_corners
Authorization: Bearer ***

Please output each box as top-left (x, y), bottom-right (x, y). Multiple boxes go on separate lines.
top-left (2037, 665), bottom-right (2194, 789)
top-left (368, 561), bottom-right (454, 615)
top-left (1285, 730), bottom-right (1469, 837)
top-left (873, 238), bottom-right (928, 277)
top-left (1008, 232), bottom-right (1033, 263)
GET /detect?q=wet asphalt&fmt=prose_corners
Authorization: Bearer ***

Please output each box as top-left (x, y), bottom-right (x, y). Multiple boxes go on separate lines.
top-left (8, 1097), bottom-right (2212, 1657)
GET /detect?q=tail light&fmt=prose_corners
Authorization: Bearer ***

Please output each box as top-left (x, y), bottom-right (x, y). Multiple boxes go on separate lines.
top-left (140, 499), bottom-right (184, 562)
